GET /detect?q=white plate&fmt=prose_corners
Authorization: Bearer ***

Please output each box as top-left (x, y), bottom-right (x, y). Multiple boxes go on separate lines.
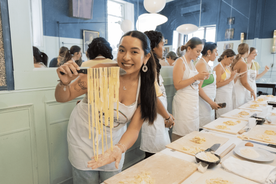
top-left (234, 146), bottom-right (275, 162)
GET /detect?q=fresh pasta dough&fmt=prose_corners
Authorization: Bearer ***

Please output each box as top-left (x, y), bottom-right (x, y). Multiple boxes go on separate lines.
top-left (206, 178), bottom-right (233, 184)
top-left (87, 67), bottom-right (120, 161)
top-left (118, 172), bottom-right (155, 184)
top-left (190, 136), bottom-right (206, 144)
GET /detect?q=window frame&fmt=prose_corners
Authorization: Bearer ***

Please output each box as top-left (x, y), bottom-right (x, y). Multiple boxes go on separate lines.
top-left (0, 0), bottom-right (14, 90)
top-left (187, 25), bottom-right (217, 43)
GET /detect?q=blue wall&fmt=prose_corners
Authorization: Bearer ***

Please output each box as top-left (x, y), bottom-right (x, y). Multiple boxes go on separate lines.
top-left (159, 0), bottom-right (276, 45)
top-left (42, 0), bottom-right (108, 39)
top-left (42, 0), bottom-right (146, 39)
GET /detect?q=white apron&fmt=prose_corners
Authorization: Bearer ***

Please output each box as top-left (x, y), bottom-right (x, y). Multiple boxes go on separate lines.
top-left (172, 56), bottom-right (200, 136)
top-left (67, 77), bottom-right (140, 171)
top-left (199, 59), bottom-right (217, 127)
top-left (140, 75), bottom-right (170, 153)
top-left (245, 62), bottom-right (257, 102)
top-left (215, 63), bottom-right (234, 118)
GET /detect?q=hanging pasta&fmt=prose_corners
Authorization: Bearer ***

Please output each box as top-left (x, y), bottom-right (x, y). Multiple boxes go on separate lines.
top-left (87, 67), bottom-right (120, 161)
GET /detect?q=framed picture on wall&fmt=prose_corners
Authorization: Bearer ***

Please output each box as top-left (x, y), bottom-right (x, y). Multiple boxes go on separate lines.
top-left (225, 28), bottom-right (234, 39)
top-left (227, 17), bottom-right (235, 25)
top-left (223, 43), bottom-right (234, 50)
top-left (164, 45), bottom-right (172, 57)
top-left (83, 30), bottom-right (99, 53)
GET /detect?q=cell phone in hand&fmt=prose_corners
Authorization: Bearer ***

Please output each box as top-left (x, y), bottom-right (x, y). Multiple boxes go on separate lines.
top-left (218, 103), bottom-right (226, 108)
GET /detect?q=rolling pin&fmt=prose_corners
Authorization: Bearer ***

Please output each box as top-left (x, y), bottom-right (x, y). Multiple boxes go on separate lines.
top-left (219, 143), bottom-right (236, 159)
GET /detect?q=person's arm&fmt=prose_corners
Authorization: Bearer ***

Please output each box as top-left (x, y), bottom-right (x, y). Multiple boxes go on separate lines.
top-left (238, 61), bottom-right (256, 100)
top-left (87, 105), bottom-right (144, 169)
top-left (173, 58), bottom-right (208, 90)
top-left (55, 61), bottom-right (118, 102)
top-left (196, 62), bottom-right (219, 110)
top-left (215, 66), bottom-right (237, 88)
top-left (256, 66), bottom-right (269, 79)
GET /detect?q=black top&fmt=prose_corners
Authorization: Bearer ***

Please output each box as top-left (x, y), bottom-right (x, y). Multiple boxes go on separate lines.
top-left (49, 57), bottom-right (58, 67)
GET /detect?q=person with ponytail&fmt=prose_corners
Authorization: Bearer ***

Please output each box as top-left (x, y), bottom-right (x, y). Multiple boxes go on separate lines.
top-left (81, 37), bottom-right (116, 67)
top-left (140, 30), bottom-right (172, 158)
top-left (63, 45), bottom-right (82, 67)
top-left (55, 31), bottom-right (160, 183)
top-left (33, 46), bottom-right (48, 68)
top-left (214, 49), bottom-right (237, 118)
top-left (49, 46), bottom-right (68, 67)
top-left (195, 42), bottom-right (220, 127)
top-left (245, 47), bottom-right (270, 101)
top-left (231, 43), bottom-right (256, 108)
top-left (172, 37), bottom-right (209, 141)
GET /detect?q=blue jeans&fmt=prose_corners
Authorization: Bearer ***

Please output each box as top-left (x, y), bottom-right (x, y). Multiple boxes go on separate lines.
top-left (72, 166), bottom-right (121, 184)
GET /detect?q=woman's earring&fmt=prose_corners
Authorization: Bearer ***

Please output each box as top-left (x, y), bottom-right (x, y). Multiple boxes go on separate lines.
top-left (142, 64), bottom-right (148, 72)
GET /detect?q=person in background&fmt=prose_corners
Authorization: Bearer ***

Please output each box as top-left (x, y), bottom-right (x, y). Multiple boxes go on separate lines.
top-left (172, 37), bottom-right (209, 141)
top-left (245, 47), bottom-right (270, 101)
top-left (214, 49), bottom-right (237, 118)
top-left (195, 42), bottom-right (220, 127)
top-left (231, 43), bottom-right (256, 108)
top-left (176, 46), bottom-right (184, 57)
top-left (63, 45), bottom-right (82, 67)
top-left (165, 51), bottom-right (178, 66)
top-left (140, 30), bottom-right (171, 159)
top-left (49, 46), bottom-right (68, 67)
top-left (33, 46), bottom-right (48, 68)
top-left (81, 37), bottom-right (116, 67)
top-left (55, 31), bottom-right (173, 184)
top-left (159, 57), bottom-right (169, 66)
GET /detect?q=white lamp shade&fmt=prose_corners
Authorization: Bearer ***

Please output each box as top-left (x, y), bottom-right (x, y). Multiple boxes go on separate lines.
top-left (136, 13), bottom-right (167, 32)
top-left (144, 0), bottom-right (166, 13)
top-left (120, 19), bottom-right (134, 33)
top-left (176, 24), bottom-right (198, 35)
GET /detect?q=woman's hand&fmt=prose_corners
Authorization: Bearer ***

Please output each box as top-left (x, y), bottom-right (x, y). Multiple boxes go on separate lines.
top-left (251, 90), bottom-right (256, 100)
top-left (165, 114), bottom-right (175, 128)
top-left (56, 60), bottom-right (80, 85)
top-left (265, 65), bottom-right (270, 72)
top-left (87, 145), bottom-right (123, 169)
top-left (195, 71), bottom-right (209, 80)
top-left (210, 102), bottom-right (220, 110)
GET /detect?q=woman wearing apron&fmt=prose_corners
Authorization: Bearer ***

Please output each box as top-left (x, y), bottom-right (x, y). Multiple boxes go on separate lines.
top-left (231, 43), bottom-right (256, 108)
top-left (172, 37), bottom-right (209, 141)
top-left (140, 31), bottom-right (171, 158)
top-left (245, 47), bottom-right (270, 102)
top-left (196, 42), bottom-right (220, 127)
top-left (214, 49), bottom-right (237, 118)
top-left (55, 31), bottom-right (162, 184)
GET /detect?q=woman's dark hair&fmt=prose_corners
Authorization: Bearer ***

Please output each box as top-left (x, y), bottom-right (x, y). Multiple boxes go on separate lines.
top-left (250, 47), bottom-right (256, 54)
top-left (121, 31), bottom-right (157, 124)
top-left (86, 37), bottom-right (113, 60)
top-left (166, 51), bottom-right (178, 60)
top-left (144, 30), bottom-right (163, 85)
top-left (33, 46), bottom-right (48, 66)
top-left (64, 45), bottom-right (82, 66)
top-left (181, 37), bottom-right (203, 51)
top-left (218, 49), bottom-right (236, 62)
top-left (201, 42), bottom-right (217, 56)
top-left (231, 43), bottom-right (249, 70)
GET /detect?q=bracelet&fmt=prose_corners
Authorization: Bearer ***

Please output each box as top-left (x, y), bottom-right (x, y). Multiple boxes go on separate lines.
top-left (192, 76), bottom-right (196, 82)
top-left (58, 80), bottom-right (70, 91)
top-left (165, 115), bottom-right (171, 121)
top-left (116, 143), bottom-right (127, 153)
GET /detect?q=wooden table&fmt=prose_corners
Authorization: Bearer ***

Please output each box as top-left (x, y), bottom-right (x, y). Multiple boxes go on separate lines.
top-left (256, 81), bottom-right (276, 95)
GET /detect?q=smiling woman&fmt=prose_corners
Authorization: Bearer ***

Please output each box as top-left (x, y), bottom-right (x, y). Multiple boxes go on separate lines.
top-left (54, 30), bottom-right (158, 184)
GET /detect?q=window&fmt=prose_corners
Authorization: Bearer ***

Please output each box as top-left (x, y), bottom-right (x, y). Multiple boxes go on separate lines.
top-left (107, 0), bottom-right (134, 58)
top-left (187, 25), bottom-right (216, 42)
top-left (107, 1), bottom-right (125, 58)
